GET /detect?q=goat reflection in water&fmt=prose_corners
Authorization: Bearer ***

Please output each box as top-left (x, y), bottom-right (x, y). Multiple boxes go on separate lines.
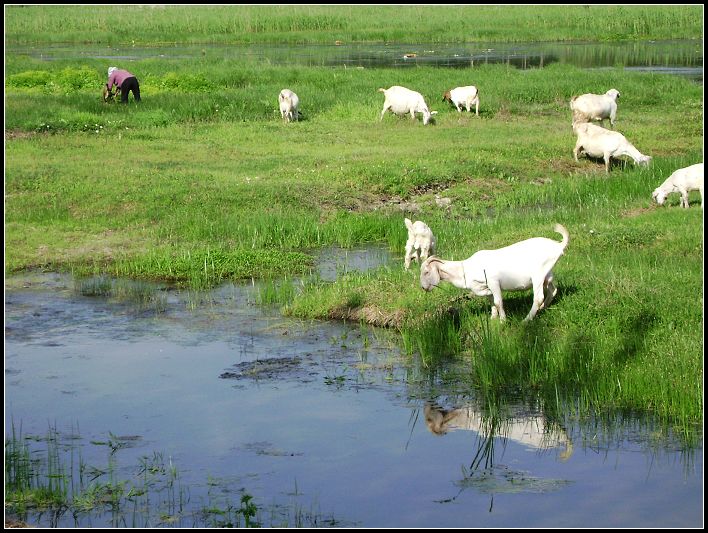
top-left (424, 402), bottom-right (573, 462)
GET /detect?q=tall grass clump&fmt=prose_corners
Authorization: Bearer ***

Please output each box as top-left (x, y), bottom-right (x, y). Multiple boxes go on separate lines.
top-left (5, 422), bottom-right (70, 515)
top-left (74, 275), bottom-right (168, 313)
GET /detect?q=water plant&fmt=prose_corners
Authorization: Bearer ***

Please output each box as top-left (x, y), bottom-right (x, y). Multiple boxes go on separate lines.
top-left (5, 421), bottom-right (353, 528)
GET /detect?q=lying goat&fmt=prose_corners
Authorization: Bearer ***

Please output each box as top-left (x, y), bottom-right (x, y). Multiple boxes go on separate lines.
top-left (652, 162), bottom-right (703, 209)
top-left (420, 224), bottom-right (569, 322)
top-left (404, 218), bottom-right (436, 270)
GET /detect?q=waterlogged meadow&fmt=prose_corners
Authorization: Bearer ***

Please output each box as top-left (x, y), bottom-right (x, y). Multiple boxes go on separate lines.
top-left (4, 4), bottom-right (704, 528)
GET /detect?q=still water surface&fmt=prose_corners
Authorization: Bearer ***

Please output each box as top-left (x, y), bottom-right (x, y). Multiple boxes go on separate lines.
top-left (4, 247), bottom-right (703, 527)
top-left (7, 39), bottom-right (703, 81)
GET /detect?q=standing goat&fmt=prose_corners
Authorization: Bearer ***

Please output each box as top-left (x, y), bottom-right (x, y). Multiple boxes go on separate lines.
top-left (652, 162), bottom-right (703, 209)
top-left (404, 218), bottom-right (436, 270)
top-left (278, 89), bottom-right (299, 123)
top-left (420, 224), bottom-right (569, 322)
top-left (570, 88), bottom-right (620, 128)
top-left (573, 122), bottom-right (651, 173)
top-left (378, 86), bottom-right (437, 125)
top-left (442, 85), bottom-right (480, 115)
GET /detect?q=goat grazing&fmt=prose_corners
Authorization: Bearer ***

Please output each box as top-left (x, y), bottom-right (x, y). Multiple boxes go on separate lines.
top-left (278, 89), bottom-right (299, 123)
top-left (404, 218), bottom-right (436, 270)
top-left (570, 88), bottom-right (620, 128)
top-left (420, 224), bottom-right (569, 322)
top-left (652, 162), bottom-right (703, 209)
top-left (573, 122), bottom-right (651, 173)
top-left (378, 86), bottom-right (437, 125)
top-left (442, 85), bottom-right (480, 115)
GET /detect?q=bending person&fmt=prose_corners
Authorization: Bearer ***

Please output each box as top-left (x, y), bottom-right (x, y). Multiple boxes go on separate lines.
top-left (106, 66), bottom-right (141, 103)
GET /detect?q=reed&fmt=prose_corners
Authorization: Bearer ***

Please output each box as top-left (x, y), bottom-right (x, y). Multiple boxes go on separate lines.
top-left (4, 5), bottom-right (702, 45)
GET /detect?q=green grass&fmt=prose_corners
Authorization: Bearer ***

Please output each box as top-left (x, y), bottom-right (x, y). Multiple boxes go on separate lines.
top-left (4, 5), bottom-right (703, 44)
top-left (4, 46), bottom-right (703, 437)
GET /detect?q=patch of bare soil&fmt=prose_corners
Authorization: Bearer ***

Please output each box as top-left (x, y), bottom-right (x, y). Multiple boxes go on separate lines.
top-left (5, 517), bottom-right (34, 528)
top-left (327, 304), bottom-right (406, 329)
top-left (5, 130), bottom-right (36, 140)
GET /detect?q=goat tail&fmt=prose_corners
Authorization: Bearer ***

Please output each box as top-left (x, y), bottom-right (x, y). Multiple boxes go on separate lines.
top-left (554, 224), bottom-right (570, 250)
top-left (377, 87), bottom-right (387, 93)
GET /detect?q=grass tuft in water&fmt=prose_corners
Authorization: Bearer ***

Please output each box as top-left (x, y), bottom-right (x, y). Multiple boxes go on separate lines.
top-left (5, 422), bottom-right (346, 528)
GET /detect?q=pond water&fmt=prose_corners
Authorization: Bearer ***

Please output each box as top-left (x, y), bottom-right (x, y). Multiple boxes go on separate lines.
top-left (7, 39), bottom-right (703, 81)
top-left (4, 247), bottom-right (703, 527)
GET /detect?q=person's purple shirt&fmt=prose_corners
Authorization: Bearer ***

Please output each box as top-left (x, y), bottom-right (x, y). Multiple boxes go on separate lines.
top-left (107, 69), bottom-right (135, 91)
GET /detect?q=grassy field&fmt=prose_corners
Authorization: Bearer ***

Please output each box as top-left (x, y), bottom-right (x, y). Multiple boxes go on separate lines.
top-left (4, 6), bottom-right (703, 438)
top-left (4, 4), bottom-right (703, 45)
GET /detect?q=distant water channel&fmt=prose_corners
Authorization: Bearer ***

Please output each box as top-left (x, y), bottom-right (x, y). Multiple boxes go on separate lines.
top-left (8, 39), bottom-right (703, 81)
top-left (4, 246), bottom-right (703, 527)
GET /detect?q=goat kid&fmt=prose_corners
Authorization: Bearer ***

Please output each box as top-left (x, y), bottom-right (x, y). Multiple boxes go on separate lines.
top-left (420, 224), bottom-right (569, 322)
top-left (404, 218), bottom-right (436, 270)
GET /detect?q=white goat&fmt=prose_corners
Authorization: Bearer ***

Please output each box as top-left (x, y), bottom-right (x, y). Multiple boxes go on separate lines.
top-left (442, 85), bottom-right (480, 115)
top-left (404, 218), bottom-right (436, 270)
top-left (278, 89), bottom-right (299, 123)
top-left (573, 122), bottom-right (651, 173)
top-left (570, 88), bottom-right (620, 128)
top-left (652, 163), bottom-right (703, 209)
top-left (378, 86), bottom-right (437, 125)
top-left (420, 224), bottom-right (569, 322)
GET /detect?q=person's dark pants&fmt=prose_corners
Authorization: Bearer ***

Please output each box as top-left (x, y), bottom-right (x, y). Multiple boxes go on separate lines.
top-left (120, 76), bottom-right (141, 103)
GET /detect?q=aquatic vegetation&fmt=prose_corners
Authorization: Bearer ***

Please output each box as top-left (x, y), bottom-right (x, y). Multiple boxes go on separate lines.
top-left (4, 422), bottom-right (342, 528)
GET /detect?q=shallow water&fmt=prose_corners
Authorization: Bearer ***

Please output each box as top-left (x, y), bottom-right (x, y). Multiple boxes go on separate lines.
top-left (4, 256), bottom-right (703, 527)
top-left (7, 39), bottom-right (703, 81)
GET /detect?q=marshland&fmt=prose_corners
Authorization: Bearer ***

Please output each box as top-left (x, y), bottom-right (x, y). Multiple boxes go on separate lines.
top-left (4, 5), bottom-right (704, 528)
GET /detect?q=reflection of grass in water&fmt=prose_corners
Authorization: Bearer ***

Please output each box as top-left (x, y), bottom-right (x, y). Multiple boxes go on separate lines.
top-left (4, 421), bottom-right (340, 528)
